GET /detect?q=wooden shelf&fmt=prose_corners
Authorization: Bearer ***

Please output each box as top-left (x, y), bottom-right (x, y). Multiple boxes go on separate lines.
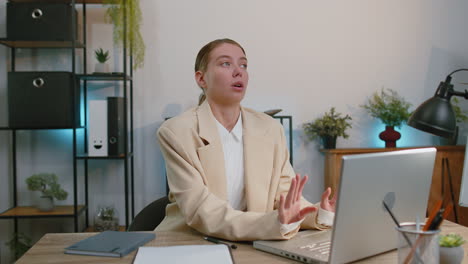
top-left (77, 73), bottom-right (132, 81)
top-left (320, 145), bottom-right (466, 154)
top-left (0, 205), bottom-right (86, 218)
top-left (76, 152), bottom-right (133, 159)
top-left (10, 0), bottom-right (105, 4)
top-left (0, 39), bottom-right (84, 48)
top-left (84, 225), bottom-right (126, 232)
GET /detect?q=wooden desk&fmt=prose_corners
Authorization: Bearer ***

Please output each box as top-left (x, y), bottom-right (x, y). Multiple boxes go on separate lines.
top-left (322, 146), bottom-right (468, 226)
top-left (16, 221), bottom-right (468, 263)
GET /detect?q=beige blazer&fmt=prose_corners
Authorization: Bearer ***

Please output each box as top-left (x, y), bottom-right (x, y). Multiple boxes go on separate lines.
top-left (156, 101), bottom-right (329, 241)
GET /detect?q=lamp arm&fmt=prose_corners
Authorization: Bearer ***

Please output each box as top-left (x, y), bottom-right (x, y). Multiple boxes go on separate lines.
top-left (437, 68), bottom-right (468, 99)
top-left (447, 68), bottom-right (468, 77)
top-left (449, 89), bottom-right (468, 100)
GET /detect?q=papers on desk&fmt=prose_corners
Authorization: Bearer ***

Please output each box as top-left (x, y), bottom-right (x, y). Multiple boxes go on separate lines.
top-left (64, 231), bottom-right (155, 258)
top-left (133, 245), bottom-right (234, 264)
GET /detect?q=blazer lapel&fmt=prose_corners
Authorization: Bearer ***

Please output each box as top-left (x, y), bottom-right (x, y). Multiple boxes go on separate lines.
top-left (242, 108), bottom-right (274, 212)
top-left (196, 102), bottom-right (227, 200)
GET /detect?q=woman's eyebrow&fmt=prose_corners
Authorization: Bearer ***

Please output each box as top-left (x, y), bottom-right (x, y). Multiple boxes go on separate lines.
top-left (215, 55), bottom-right (248, 62)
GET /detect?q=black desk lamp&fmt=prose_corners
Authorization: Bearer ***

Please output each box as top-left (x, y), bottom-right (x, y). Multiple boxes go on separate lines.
top-left (408, 68), bottom-right (468, 224)
top-left (408, 68), bottom-right (468, 138)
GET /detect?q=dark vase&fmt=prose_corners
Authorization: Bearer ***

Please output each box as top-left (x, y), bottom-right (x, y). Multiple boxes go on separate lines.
top-left (321, 135), bottom-right (337, 149)
top-left (379, 126), bottom-right (401, 148)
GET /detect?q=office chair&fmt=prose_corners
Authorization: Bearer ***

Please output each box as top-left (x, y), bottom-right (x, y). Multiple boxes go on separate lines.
top-left (127, 196), bottom-right (170, 231)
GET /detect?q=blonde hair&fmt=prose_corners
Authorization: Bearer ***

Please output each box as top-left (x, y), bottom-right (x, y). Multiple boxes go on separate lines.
top-left (195, 39), bottom-right (246, 105)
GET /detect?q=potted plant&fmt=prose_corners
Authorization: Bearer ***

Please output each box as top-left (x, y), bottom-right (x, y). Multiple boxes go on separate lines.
top-left (94, 205), bottom-right (119, 231)
top-left (440, 98), bottom-right (468, 145)
top-left (5, 232), bottom-right (32, 260)
top-left (361, 88), bottom-right (412, 148)
top-left (439, 233), bottom-right (465, 264)
top-left (94, 48), bottom-right (110, 73)
top-left (104, 0), bottom-right (145, 70)
top-left (303, 107), bottom-right (352, 149)
top-left (25, 173), bottom-right (68, 211)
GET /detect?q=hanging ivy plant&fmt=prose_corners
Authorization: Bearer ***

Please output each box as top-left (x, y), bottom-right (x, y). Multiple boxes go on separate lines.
top-left (104, 0), bottom-right (145, 70)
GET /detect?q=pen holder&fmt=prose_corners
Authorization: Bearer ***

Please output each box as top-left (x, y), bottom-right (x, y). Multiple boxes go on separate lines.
top-left (396, 222), bottom-right (440, 264)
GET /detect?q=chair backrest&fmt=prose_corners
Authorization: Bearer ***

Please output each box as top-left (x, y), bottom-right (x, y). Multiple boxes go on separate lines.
top-left (127, 196), bottom-right (170, 231)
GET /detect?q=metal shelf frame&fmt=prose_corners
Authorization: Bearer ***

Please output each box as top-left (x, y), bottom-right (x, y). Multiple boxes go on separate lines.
top-left (0, 0), bottom-right (135, 245)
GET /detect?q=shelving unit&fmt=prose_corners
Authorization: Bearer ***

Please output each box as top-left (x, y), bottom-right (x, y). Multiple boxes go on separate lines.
top-left (0, 0), bottom-right (135, 250)
top-left (273, 115), bottom-right (293, 166)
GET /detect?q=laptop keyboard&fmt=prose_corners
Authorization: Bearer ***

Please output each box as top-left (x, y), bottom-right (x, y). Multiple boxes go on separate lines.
top-left (299, 241), bottom-right (331, 256)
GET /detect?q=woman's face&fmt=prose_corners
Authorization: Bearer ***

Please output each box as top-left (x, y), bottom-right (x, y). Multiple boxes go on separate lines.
top-left (196, 43), bottom-right (249, 106)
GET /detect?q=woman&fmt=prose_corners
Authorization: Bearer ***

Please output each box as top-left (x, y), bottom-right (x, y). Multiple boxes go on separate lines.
top-left (156, 38), bottom-right (336, 241)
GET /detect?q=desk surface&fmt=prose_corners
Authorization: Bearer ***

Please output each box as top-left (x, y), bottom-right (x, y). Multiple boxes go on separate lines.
top-left (17, 221), bottom-right (468, 264)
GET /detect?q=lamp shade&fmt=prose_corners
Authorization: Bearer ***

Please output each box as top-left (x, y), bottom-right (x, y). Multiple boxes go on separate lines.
top-left (407, 96), bottom-right (456, 138)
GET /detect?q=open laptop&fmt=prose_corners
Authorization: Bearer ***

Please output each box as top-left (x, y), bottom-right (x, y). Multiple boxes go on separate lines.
top-left (254, 148), bottom-right (437, 263)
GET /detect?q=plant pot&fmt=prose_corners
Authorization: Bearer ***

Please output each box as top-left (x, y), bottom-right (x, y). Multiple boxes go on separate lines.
top-left (94, 218), bottom-right (119, 231)
top-left (321, 135), bottom-right (337, 149)
top-left (440, 246), bottom-right (464, 264)
top-left (37, 196), bottom-right (54, 212)
top-left (94, 62), bottom-right (110, 73)
top-left (439, 126), bottom-right (459, 146)
top-left (379, 126), bottom-right (401, 148)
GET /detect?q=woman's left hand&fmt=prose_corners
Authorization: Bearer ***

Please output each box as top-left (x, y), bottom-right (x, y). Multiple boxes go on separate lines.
top-left (320, 187), bottom-right (337, 212)
top-left (278, 174), bottom-right (316, 224)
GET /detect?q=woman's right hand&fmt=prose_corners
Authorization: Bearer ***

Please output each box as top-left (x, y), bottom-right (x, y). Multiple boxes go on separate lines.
top-left (278, 174), bottom-right (317, 224)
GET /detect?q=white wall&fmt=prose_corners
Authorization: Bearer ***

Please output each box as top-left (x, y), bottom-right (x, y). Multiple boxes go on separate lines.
top-left (1, 0), bottom-right (468, 262)
top-left (135, 0), bottom-right (468, 202)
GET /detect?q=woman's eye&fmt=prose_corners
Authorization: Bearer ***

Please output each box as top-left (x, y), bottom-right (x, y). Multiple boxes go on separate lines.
top-left (221, 62), bottom-right (231, 66)
top-left (240, 64), bottom-right (248, 69)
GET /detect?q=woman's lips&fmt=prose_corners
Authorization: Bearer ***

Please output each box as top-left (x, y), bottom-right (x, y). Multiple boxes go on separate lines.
top-left (232, 82), bottom-right (244, 91)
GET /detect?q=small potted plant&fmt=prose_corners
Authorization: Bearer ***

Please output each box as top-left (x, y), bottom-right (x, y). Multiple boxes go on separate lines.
top-left (25, 173), bottom-right (68, 211)
top-left (5, 232), bottom-right (32, 260)
top-left (440, 98), bottom-right (468, 145)
top-left (94, 48), bottom-right (110, 73)
top-left (303, 107), bottom-right (352, 149)
top-left (361, 88), bottom-right (412, 148)
top-left (439, 233), bottom-right (465, 264)
top-left (94, 205), bottom-right (119, 231)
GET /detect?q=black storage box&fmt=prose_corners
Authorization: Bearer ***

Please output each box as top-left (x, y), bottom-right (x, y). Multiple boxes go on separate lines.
top-left (8, 72), bottom-right (81, 128)
top-left (7, 2), bottom-right (78, 41)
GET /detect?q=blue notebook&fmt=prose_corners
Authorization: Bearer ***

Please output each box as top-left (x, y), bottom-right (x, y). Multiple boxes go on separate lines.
top-left (64, 231), bottom-right (155, 258)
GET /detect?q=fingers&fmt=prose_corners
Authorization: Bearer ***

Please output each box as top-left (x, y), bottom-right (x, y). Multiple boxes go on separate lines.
top-left (296, 174), bottom-right (308, 201)
top-left (321, 187), bottom-right (331, 202)
top-left (285, 176), bottom-right (296, 209)
top-left (278, 194), bottom-right (286, 223)
top-left (291, 174), bottom-right (299, 203)
top-left (279, 194), bottom-right (285, 210)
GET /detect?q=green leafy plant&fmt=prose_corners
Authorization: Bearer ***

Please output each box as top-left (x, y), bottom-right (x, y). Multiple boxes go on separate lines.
top-left (361, 88), bottom-right (412, 128)
top-left (439, 233), bottom-right (466, 247)
top-left (25, 173), bottom-right (68, 200)
top-left (94, 48), bottom-right (110, 63)
top-left (104, 0), bottom-right (145, 69)
top-left (98, 206), bottom-right (116, 221)
top-left (452, 97), bottom-right (468, 123)
top-left (5, 232), bottom-right (32, 259)
top-left (303, 107), bottom-right (352, 141)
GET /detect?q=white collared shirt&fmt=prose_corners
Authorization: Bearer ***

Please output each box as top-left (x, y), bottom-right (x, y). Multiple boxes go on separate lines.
top-left (215, 113), bottom-right (246, 211)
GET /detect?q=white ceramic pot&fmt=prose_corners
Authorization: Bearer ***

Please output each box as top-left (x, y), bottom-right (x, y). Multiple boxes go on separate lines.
top-left (37, 196), bottom-right (54, 212)
top-left (95, 62), bottom-right (110, 73)
top-left (440, 246), bottom-right (464, 264)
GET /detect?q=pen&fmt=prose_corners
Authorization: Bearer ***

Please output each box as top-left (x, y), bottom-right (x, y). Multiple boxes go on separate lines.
top-left (203, 236), bottom-right (238, 249)
top-left (382, 201), bottom-right (424, 264)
